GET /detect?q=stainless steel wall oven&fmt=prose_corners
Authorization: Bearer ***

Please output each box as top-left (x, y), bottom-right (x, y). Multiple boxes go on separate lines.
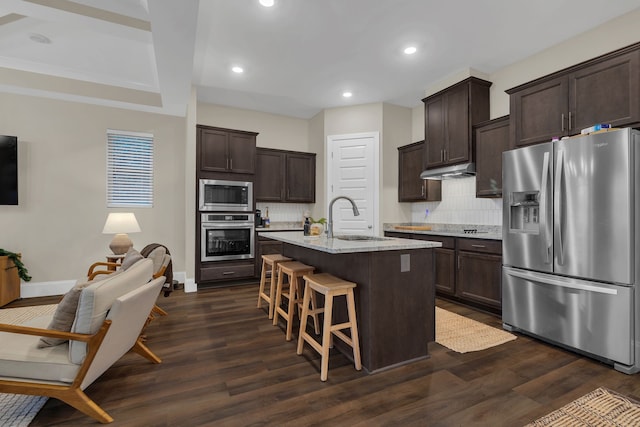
top-left (201, 213), bottom-right (255, 262)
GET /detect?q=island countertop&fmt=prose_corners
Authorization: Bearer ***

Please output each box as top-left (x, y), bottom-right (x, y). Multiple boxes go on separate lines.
top-left (258, 231), bottom-right (442, 254)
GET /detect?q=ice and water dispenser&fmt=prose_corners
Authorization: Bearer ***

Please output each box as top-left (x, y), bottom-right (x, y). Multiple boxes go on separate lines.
top-left (509, 191), bottom-right (540, 233)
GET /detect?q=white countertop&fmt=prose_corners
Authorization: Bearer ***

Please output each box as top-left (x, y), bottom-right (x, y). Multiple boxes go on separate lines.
top-left (383, 223), bottom-right (502, 241)
top-left (259, 231), bottom-right (442, 254)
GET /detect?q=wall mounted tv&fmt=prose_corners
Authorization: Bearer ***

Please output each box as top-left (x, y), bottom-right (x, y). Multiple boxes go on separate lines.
top-left (0, 135), bottom-right (18, 205)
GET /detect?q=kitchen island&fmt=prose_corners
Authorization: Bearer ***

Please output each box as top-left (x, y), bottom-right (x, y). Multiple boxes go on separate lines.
top-left (260, 231), bottom-right (441, 373)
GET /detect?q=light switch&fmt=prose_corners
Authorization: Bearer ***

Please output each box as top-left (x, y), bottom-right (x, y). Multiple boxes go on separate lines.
top-left (400, 254), bottom-right (410, 272)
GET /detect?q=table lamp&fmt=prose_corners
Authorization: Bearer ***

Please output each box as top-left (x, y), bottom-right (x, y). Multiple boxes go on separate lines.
top-left (102, 212), bottom-right (141, 255)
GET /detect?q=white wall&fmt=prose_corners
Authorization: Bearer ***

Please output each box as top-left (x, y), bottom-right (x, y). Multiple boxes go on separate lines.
top-left (196, 103), bottom-right (310, 151)
top-left (0, 92), bottom-right (186, 290)
top-left (488, 8), bottom-right (640, 119)
top-left (382, 103), bottom-right (413, 225)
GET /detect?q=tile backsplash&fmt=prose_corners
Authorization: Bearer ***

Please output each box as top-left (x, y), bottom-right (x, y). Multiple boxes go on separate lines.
top-left (411, 177), bottom-right (502, 225)
top-left (256, 202), bottom-right (314, 223)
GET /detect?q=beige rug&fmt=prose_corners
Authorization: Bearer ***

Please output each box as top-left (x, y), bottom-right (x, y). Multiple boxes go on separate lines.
top-left (435, 306), bottom-right (516, 353)
top-left (526, 387), bottom-right (640, 426)
top-left (0, 304), bottom-right (57, 427)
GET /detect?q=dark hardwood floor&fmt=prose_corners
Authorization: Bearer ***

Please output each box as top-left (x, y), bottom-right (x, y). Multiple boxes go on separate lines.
top-left (6, 285), bottom-right (640, 426)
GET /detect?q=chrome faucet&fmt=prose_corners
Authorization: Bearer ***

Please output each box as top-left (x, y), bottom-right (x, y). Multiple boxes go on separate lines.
top-left (327, 196), bottom-right (360, 238)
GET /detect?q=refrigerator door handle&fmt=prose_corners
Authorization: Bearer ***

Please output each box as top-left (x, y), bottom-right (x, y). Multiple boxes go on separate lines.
top-left (506, 269), bottom-right (618, 295)
top-left (539, 152), bottom-right (551, 264)
top-left (554, 149), bottom-right (564, 265)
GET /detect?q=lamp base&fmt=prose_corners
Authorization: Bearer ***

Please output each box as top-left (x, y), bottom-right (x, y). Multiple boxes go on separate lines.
top-left (109, 233), bottom-right (133, 255)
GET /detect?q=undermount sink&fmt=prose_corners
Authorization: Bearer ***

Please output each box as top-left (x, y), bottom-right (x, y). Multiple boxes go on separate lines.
top-left (335, 235), bottom-right (389, 241)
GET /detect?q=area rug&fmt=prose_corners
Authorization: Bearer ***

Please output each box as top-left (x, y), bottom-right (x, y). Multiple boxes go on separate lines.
top-left (0, 304), bottom-right (57, 427)
top-left (435, 306), bottom-right (516, 353)
top-left (526, 387), bottom-right (640, 426)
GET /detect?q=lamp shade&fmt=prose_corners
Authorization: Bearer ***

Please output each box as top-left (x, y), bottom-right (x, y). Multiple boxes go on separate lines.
top-left (102, 213), bottom-right (141, 234)
top-left (102, 213), bottom-right (141, 255)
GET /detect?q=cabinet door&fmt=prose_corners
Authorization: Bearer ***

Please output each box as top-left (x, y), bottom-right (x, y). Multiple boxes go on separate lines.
top-left (255, 238), bottom-right (284, 276)
top-left (398, 142), bottom-right (426, 201)
top-left (424, 96), bottom-right (446, 168)
top-left (228, 133), bottom-right (256, 174)
top-left (569, 50), bottom-right (640, 132)
top-left (457, 251), bottom-right (502, 308)
top-left (511, 76), bottom-right (569, 147)
top-left (286, 153), bottom-right (316, 202)
top-left (434, 248), bottom-right (456, 295)
top-left (398, 142), bottom-right (441, 202)
top-left (199, 128), bottom-right (229, 172)
top-left (256, 149), bottom-right (285, 201)
top-left (475, 116), bottom-right (510, 198)
top-left (444, 84), bottom-right (471, 164)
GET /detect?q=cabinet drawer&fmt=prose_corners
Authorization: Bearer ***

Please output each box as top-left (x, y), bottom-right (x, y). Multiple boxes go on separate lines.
top-left (457, 238), bottom-right (502, 255)
top-left (414, 234), bottom-right (455, 250)
top-left (200, 263), bottom-right (255, 281)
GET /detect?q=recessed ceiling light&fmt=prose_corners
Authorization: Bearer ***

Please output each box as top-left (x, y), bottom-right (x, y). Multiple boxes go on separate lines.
top-left (404, 46), bottom-right (417, 55)
top-left (29, 33), bottom-right (51, 44)
top-left (232, 66), bottom-right (244, 74)
top-left (342, 92), bottom-right (353, 98)
top-left (259, 0), bottom-right (274, 7)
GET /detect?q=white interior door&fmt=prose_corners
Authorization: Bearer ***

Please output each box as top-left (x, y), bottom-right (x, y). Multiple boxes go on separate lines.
top-left (326, 132), bottom-right (379, 236)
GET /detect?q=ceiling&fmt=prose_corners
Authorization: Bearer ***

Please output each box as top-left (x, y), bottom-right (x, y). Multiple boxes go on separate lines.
top-left (1, 0), bottom-right (639, 119)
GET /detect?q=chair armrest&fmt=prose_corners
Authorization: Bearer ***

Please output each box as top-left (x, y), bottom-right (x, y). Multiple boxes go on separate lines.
top-left (0, 322), bottom-right (95, 342)
top-left (88, 270), bottom-right (114, 281)
top-left (86, 262), bottom-right (120, 277)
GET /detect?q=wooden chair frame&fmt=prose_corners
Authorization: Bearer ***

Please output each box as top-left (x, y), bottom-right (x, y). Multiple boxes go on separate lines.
top-left (86, 261), bottom-right (170, 319)
top-left (0, 320), bottom-right (160, 423)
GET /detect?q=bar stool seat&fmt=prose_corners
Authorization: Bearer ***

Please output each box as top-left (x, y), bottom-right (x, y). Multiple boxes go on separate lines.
top-left (257, 254), bottom-right (292, 319)
top-left (272, 261), bottom-right (317, 341)
top-left (297, 272), bottom-right (362, 381)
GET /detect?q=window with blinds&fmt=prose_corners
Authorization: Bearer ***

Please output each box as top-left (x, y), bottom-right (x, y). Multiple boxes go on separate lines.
top-left (107, 130), bottom-right (153, 207)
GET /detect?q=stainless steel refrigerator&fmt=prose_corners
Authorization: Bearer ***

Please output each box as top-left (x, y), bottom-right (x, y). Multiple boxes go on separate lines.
top-left (502, 128), bottom-right (640, 374)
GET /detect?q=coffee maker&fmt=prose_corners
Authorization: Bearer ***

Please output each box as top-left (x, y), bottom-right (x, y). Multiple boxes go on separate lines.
top-left (255, 209), bottom-right (263, 227)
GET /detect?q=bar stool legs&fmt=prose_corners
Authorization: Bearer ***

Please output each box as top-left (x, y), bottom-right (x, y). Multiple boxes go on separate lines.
top-left (272, 261), bottom-right (316, 341)
top-left (297, 273), bottom-right (362, 381)
top-left (257, 254), bottom-right (291, 319)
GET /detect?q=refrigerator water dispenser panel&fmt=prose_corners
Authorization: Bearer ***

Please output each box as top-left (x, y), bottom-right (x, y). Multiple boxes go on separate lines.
top-left (510, 192), bottom-right (540, 233)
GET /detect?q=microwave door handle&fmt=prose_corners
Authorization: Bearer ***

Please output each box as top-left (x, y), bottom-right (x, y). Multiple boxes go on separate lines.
top-left (554, 149), bottom-right (564, 265)
top-left (539, 151), bottom-right (551, 264)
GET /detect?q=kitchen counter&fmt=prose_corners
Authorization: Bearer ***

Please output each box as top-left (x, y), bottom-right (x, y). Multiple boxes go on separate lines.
top-left (258, 231), bottom-right (441, 254)
top-left (266, 230), bottom-right (437, 373)
top-left (383, 223), bottom-right (502, 240)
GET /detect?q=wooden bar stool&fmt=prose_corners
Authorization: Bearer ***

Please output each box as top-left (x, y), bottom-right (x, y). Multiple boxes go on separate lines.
top-left (297, 273), bottom-right (362, 381)
top-left (272, 261), bottom-right (316, 341)
top-left (257, 254), bottom-right (292, 319)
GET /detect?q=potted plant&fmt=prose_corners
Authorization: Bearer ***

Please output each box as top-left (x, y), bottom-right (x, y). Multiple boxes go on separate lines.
top-left (309, 217), bottom-right (327, 236)
top-left (0, 249), bottom-right (31, 282)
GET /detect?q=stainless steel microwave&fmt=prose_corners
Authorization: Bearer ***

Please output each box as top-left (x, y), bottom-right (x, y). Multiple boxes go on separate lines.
top-left (199, 179), bottom-right (253, 212)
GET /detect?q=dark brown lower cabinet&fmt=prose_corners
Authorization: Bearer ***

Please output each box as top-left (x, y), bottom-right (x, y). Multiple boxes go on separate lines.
top-left (254, 235), bottom-right (284, 277)
top-left (456, 240), bottom-right (502, 309)
top-left (384, 231), bottom-right (502, 313)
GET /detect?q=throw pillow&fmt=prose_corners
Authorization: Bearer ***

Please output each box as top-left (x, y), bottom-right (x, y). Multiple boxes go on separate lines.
top-left (121, 247), bottom-right (143, 270)
top-left (37, 279), bottom-right (93, 347)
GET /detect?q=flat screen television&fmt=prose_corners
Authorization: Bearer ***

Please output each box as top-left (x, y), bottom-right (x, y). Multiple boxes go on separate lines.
top-left (0, 135), bottom-right (18, 205)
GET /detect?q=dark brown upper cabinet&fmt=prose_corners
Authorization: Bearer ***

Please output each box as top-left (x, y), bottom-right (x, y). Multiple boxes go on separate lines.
top-left (474, 116), bottom-right (510, 198)
top-left (423, 77), bottom-right (492, 169)
top-left (508, 43), bottom-right (640, 148)
top-left (398, 141), bottom-right (441, 202)
top-left (198, 125), bottom-right (257, 174)
top-left (255, 148), bottom-right (316, 203)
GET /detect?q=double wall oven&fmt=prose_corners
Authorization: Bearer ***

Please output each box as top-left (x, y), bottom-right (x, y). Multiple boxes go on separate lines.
top-left (199, 179), bottom-right (255, 263)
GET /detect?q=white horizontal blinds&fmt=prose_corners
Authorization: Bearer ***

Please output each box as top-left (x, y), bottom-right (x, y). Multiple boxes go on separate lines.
top-left (107, 130), bottom-right (154, 207)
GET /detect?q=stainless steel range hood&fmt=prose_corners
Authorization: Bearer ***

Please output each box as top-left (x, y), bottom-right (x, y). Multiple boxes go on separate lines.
top-left (420, 162), bottom-right (476, 180)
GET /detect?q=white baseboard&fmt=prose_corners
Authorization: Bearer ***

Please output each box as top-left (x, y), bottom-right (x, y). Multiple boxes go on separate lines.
top-left (184, 278), bottom-right (197, 293)
top-left (21, 280), bottom-right (75, 298)
top-left (19, 271), bottom-right (195, 298)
